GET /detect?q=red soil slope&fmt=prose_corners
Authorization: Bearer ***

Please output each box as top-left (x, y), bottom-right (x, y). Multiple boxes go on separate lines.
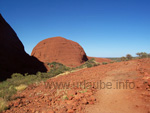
top-left (3, 58), bottom-right (150, 113)
top-left (0, 14), bottom-right (47, 81)
top-left (31, 37), bottom-right (88, 67)
top-left (88, 56), bottom-right (112, 63)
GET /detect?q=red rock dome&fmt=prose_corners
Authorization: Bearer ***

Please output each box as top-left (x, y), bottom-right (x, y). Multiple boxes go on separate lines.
top-left (31, 37), bottom-right (88, 67)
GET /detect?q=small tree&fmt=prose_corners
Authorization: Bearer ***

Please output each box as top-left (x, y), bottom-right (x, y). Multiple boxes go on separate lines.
top-left (136, 52), bottom-right (148, 58)
top-left (148, 53), bottom-right (150, 58)
top-left (136, 52), bottom-right (141, 58)
top-left (121, 57), bottom-right (127, 61)
top-left (126, 54), bottom-right (132, 60)
top-left (141, 52), bottom-right (148, 58)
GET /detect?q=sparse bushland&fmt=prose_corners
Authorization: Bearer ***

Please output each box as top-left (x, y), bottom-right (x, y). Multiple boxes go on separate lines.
top-left (0, 63), bottom-right (70, 111)
top-left (108, 58), bottom-right (121, 62)
top-left (75, 58), bottom-right (100, 69)
top-left (109, 52), bottom-right (150, 62)
top-left (0, 98), bottom-right (8, 112)
top-left (0, 73), bottom-right (43, 102)
top-left (47, 62), bottom-right (71, 76)
top-left (102, 62), bottom-right (108, 65)
top-left (120, 54), bottom-right (133, 61)
top-left (126, 54), bottom-right (133, 60)
top-left (0, 59), bottom-right (100, 111)
top-left (110, 61), bottom-right (114, 63)
top-left (136, 52), bottom-right (150, 59)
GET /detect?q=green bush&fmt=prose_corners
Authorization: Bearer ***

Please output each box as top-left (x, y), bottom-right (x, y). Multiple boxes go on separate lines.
top-left (108, 58), bottom-right (121, 62)
top-left (136, 52), bottom-right (149, 58)
top-left (75, 58), bottom-right (100, 69)
top-left (121, 57), bottom-right (127, 61)
top-left (87, 63), bottom-right (93, 68)
top-left (0, 84), bottom-right (17, 101)
top-left (0, 98), bottom-right (8, 112)
top-left (102, 62), bottom-right (108, 65)
top-left (11, 73), bottom-right (24, 78)
top-left (47, 62), bottom-right (71, 77)
top-left (126, 54), bottom-right (132, 60)
top-left (110, 61), bottom-right (114, 63)
top-left (0, 60), bottom-right (101, 112)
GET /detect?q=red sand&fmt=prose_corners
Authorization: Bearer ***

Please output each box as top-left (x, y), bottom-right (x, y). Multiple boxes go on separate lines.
top-left (4, 58), bottom-right (150, 113)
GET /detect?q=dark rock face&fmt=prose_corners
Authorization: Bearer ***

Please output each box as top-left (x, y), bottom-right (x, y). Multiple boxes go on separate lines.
top-left (0, 14), bottom-right (47, 81)
top-left (31, 37), bottom-right (88, 67)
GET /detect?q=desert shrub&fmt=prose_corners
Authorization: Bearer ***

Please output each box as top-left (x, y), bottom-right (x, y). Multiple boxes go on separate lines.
top-left (126, 54), bottom-right (132, 60)
top-left (0, 60), bottom-right (101, 112)
top-left (11, 73), bottom-right (24, 78)
top-left (102, 62), bottom-right (108, 65)
top-left (0, 69), bottom-right (66, 104)
top-left (87, 63), bottom-right (93, 68)
top-left (136, 52), bottom-right (149, 58)
top-left (121, 57), bottom-right (127, 61)
top-left (108, 58), bottom-right (121, 62)
top-left (47, 62), bottom-right (71, 76)
top-left (110, 61), bottom-right (114, 63)
top-left (0, 84), bottom-right (17, 101)
top-left (0, 98), bottom-right (8, 112)
top-left (48, 62), bottom-right (70, 71)
top-left (76, 58), bottom-right (100, 69)
top-left (88, 58), bottom-right (95, 63)
top-left (93, 63), bottom-right (99, 66)
top-left (0, 73), bottom-right (42, 102)
top-left (0, 62), bottom-right (72, 112)
top-left (15, 84), bottom-right (28, 91)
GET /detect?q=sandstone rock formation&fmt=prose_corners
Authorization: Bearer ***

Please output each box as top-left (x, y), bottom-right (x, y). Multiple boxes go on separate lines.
top-left (31, 37), bottom-right (88, 67)
top-left (0, 14), bottom-right (47, 81)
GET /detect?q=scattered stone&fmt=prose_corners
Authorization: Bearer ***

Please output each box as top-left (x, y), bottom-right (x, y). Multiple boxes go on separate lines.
top-left (67, 109), bottom-right (74, 113)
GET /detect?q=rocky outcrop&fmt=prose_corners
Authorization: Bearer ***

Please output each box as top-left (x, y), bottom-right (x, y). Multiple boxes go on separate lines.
top-left (0, 14), bottom-right (47, 81)
top-left (31, 37), bottom-right (88, 67)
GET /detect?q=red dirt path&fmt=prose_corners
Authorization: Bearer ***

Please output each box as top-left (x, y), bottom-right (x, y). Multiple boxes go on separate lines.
top-left (3, 58), bottom-right (150, 113)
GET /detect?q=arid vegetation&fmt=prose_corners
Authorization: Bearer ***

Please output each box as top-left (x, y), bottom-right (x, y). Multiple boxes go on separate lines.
top-left (136, 52), bottom-right (150, 58)
top-left (0, 52), bottom-right (150, 112)
top-left (114, 52), bottom-right (150, 62)
top-left (0, 58), bottom-right (101, 111)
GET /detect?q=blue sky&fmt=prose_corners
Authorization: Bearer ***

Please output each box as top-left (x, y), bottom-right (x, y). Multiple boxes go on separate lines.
top-left (0, 0), bottom-right (150, 57)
